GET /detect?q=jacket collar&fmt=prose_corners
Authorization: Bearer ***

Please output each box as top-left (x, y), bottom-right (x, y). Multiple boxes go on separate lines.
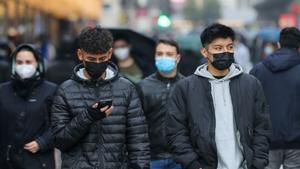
top-left (71, 61), bottom-right (119, 87)
top-left (155, 71), bottom-right (182, 84)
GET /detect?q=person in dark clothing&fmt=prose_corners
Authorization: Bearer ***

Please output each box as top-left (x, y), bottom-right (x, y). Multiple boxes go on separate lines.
top-left (166, 23), bottom-right (270, 169)
top-left (51, 26), bottom-right (150, 169)
top-left (113, 34), bottom-right (144, 84)
top-left (139, 39), bottom-right (184, 169)
top-left (46, 34), bottom-right (77, 85)
top-left (177, 49), bottom-right (206, 76)
top-left (0, 37), bottom-right (13, 83)
top-left (0, 44), bottom-right (57, 169)
top-left (250, 27), bottom-right (300, 169)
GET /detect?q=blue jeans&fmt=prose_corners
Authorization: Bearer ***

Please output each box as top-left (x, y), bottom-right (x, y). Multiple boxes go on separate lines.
top-left (150, 158), bottom-right (182, 169)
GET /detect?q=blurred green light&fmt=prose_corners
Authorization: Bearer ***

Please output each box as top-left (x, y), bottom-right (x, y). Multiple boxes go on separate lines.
top-left (157, 14), bottom-right (171, 28)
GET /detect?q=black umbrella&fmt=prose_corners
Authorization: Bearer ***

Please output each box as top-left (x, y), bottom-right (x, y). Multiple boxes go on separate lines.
top-left (107, 28), bottom-right (156, 77)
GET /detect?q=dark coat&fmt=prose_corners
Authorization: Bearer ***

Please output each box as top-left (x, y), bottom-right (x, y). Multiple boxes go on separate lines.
top-left (51, 63), bottom-right (150, 169)
top-left (167, 73), bottom-right (270, 169)
top-left (0, 44), bottom-right (57, 169)
top-left (0, 59), bottom-right (10, 83)
top-left (250, 48), bottom-right (300, 149)
top-left (0, 80), bottom-right (57, 169)
top-left (46, 59), bottom-right (77, 85)
top-left (139, 72), bottom-right (184, 159)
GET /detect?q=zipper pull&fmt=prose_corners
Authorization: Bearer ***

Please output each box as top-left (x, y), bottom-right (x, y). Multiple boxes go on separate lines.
top-left (167, 82), bottom-right (170, 90)
top-left (6, 145), bottom-right (12, 161)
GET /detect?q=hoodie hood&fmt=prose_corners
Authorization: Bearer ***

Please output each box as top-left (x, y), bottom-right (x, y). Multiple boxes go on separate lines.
top-left (10, 44), bottom-right (44, 99)
top-left (194, 63), bottom-right (243, 81)
top-left (195, 63), bottom-right (245, 168)
top-left (71, 61), bottom-right (119, 86)
top-left (10, 43), bottom-right (45, 79)
top-left (263, 48), bottom-right (300, 72)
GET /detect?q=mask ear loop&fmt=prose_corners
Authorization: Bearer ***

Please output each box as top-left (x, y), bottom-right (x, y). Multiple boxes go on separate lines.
top-left (204, 48), bottom-right (213, 63)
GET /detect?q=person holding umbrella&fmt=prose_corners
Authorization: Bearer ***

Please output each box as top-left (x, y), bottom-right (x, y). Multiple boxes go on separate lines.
top-left (0, 44), bottom-right (57, 169)
top-left (113, 34), bottom-right (143, 83)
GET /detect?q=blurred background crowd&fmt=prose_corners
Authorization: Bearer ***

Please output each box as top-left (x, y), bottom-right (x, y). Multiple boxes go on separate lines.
top-left (0, 0), bottom-right (298, 84)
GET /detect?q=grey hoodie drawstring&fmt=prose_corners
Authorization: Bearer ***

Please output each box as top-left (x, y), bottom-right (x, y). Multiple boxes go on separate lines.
top-left (222, 80), bottom-right (226, 106)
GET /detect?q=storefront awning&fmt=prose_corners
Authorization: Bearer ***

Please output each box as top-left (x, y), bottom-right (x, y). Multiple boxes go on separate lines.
top-left (19, 0), bottom-right (101, 20)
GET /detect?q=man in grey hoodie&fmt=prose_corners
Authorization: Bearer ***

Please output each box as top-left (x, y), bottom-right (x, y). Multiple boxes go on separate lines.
top-left (166, 23), bottom-right (270, 169)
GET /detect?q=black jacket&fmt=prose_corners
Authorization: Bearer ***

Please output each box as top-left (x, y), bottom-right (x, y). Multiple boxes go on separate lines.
top-left (250, 48), bottom-right (300, 149)
top-left (139, 72), bottom-right (184, 159)
top-left (0, 44), bottom-right (57, 169)
top-left (0, 81), bottom-right (57, 169)
top-left (46, 59), bottom-right (77, 85)
top-left (167, 72), bottom-right (270, 169)
top-left (51, 63), bottom-right (150, 169)
top-left (0, 59), bottom-right (10, 83)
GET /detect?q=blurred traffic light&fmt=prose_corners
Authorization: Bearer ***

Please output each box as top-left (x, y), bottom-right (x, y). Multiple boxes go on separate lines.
top-left (157, 13), bottom-right (171, 28)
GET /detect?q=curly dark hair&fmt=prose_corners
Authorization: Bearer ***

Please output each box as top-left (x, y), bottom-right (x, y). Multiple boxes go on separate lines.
top-left (78, 25), bottom-right (113, 54)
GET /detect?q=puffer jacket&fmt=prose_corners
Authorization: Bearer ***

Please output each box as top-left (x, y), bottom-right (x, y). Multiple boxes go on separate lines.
top-left (139, 72), bottom-right (184, 159)
top-left (51, 62), bottom-right (150, 169)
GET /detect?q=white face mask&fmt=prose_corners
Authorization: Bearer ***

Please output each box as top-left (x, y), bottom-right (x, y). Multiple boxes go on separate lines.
top-left (114, 47), bottom-right (130, 60)
top-left (264, 46), bottom-right (274, 56)
top-left (15, 64), bottom-right (37, 79)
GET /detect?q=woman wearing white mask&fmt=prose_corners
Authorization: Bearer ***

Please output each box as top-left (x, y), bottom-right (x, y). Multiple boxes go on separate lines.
top-left (0, 44), bottom-right (57, 169)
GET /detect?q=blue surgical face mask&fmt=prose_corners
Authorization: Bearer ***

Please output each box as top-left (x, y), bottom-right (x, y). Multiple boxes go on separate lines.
top-left (155, 56), bottom-right (177, 73)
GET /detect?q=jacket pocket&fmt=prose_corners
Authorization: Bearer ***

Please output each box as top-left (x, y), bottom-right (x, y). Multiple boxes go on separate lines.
top-left (36, 152), bottom-right (55, 169)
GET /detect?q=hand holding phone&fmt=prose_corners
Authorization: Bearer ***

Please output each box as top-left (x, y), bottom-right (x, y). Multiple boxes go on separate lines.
top-left (89, 99), bottom-right (113, 120)
top-left (96, 99), bottom-right (113, 109)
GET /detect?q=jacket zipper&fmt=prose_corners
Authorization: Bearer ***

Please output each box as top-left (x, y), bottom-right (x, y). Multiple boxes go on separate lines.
top-left (166, 82), bottom-right (170, 90)
top-left (6, 145), bottom-right (12, 161)
top-left (98, 122), bottom-right (105, 169)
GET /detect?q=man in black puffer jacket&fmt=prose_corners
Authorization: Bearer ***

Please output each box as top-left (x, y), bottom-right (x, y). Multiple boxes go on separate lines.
top-left (51, 26), bottom-right (150, 169)
top-left (139, 39), bottom-right (184, 169)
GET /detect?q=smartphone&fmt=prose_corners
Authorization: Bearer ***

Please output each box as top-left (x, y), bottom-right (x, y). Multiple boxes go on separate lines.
top-left (96, 99), bottom-right (113, 109)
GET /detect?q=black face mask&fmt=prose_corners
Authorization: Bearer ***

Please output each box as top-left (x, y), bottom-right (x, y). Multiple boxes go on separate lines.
top-left (211, 52), bottom-right (235, 70)
top-left (84, 61), bottom-right (108, 79)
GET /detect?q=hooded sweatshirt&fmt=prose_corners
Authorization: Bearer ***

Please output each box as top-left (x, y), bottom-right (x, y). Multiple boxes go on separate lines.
top-left (194, 63), bottom-right (244, 169)
top-left (250, 48), bottom-right (300, 149)
top-left (10, 44), bottom-right (45, 99)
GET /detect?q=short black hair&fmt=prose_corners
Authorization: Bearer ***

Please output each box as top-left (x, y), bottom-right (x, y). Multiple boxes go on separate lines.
top-left (200, 23), bottom-right (235, 47)
top-left (78, 25), bottom-right (113, 54)
top-left (279, 27), bottom-right (300, 49)
top-left (156, 39), bottom-right (180, 54)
